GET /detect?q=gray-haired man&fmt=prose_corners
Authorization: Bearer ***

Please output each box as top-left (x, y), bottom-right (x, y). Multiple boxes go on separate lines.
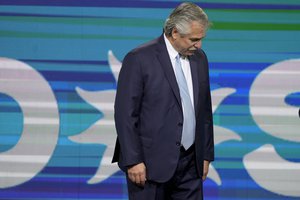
top-left (113, 2), bottom-right (214, 199)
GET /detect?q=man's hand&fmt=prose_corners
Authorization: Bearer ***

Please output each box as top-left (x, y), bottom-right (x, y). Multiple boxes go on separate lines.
top-left (202, 160), bottom-right (210, 181)
top-left (127, 162), bottom-right (147, 186)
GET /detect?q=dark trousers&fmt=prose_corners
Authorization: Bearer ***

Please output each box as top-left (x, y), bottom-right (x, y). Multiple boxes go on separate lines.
top-left (126, 145), bottom-right (203, 200)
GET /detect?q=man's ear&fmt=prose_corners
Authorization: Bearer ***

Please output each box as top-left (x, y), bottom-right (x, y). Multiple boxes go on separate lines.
top-left (171, 28), bottom-right (179, 40)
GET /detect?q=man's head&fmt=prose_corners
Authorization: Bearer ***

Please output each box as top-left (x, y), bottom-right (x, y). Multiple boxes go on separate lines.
top-left (164, 2), bottom-right (210, 56)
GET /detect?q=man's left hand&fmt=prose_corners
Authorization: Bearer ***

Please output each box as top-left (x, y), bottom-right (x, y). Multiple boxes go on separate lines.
top-left (202, 160), bottom-right (210, 181)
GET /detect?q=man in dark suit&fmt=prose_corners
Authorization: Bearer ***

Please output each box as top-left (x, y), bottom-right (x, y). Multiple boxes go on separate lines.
top-left (112, 2), bottom-right (214, 199)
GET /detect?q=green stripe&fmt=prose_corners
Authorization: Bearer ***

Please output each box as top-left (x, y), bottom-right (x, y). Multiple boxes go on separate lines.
top-left (206, 8), bottom-right (300, 14)
top-left (212, 21), bottom-right (300, 30)
top-left (0, 30), bottom-right (151, 40)
top-left (2, 16), bottom-right (299, 31)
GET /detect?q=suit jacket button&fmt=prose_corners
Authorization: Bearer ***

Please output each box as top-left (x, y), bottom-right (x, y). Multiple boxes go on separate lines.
top-left (178, 122), bottom-right (183, 126)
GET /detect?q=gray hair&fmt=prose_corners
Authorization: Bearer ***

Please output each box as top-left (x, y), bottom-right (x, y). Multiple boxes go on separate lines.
top-left (164, 2), bottom-right (210, 37)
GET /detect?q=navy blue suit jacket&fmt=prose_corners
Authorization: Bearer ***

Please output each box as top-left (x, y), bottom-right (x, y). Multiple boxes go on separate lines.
top-left (112, 35), bottom-right (214, 182)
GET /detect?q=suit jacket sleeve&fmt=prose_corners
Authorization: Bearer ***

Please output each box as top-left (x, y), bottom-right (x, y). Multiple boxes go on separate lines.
top-left (114, 51), bottom-right (144, 167)
top-left (203, 50), bottom-right (214, 162)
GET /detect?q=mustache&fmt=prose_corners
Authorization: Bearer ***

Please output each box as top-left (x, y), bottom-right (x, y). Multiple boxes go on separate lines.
top-left (189, 44), bottom-right (200, 51)
top-left (188, 47), bottom-right (198, 51)
top-left (188, 48), bottom-right (198, 52)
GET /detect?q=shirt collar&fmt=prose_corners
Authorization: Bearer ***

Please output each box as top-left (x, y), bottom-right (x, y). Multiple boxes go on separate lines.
top-left (163, 33), bottom-right (179, 60)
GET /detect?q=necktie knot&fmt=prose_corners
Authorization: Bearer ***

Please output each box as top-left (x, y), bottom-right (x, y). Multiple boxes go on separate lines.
top-left (176, 53), bottom-right (187, 60)
top-left (176, 54), bottom-right (181, 61)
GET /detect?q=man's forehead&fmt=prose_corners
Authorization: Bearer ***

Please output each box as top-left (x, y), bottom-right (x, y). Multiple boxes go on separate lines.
top-left (186, 31), bottom-right (206, 39)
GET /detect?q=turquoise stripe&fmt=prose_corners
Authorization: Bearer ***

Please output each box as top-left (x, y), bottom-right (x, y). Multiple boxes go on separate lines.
top-left (0, 6), bottom-right (169, 19)
top-left (0, 37), bottom-right (146, 60)
top-left (49, 157), bottom-right (104, 167)
top-left (208, 30), bottom-right (300, 41)
top-left (0, 21), bottom-right (160, 38)
top-left (50, 82), bottom-right (116, 90)
top-left (60, 113), bottom-right (101, 136)
top-left (58, 102), bottom-right (106, 110)
top-left (32, 63), bottom-right (110, 72)
top-left (205, 40), bottom-right (300, 52)
top-left (1, 36), bottom-right (298, 62)
top-left (0, 113), bottom-right (22, 130)
top-left (217, 105), bottom-right (250, 115)
top-left (211, 69), bottom-right (262, 76)
top-left (53, 141), bottom-right (106, 156)
top-left (205, 51), bottom-right (300, 62)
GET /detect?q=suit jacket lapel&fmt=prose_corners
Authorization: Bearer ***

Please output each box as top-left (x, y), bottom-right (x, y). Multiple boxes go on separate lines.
top-left (155, 35), bottom-right (201, 114)
top-left (156, 35), bottom-right (182, 108)
top-left (189, 56), bottom-right (199, 113)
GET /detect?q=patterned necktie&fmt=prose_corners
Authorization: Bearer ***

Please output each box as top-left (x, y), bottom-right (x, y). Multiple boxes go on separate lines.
top-left (174, 54), bottom-right (195, 150)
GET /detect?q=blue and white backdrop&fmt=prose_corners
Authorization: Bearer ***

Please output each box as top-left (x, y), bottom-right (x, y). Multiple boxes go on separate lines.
top-left (0, 0), bottom-right (300, 199)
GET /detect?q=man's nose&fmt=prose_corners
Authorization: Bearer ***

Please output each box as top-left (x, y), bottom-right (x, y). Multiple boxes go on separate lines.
top-left (193, 40), bottom-right (202, 49)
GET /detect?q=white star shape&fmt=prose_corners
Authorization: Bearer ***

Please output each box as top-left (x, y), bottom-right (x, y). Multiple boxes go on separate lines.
top-left (69, 50), bottom-right (241, 185)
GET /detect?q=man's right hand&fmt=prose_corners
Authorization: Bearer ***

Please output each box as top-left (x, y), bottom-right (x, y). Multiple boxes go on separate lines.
top-left (127, 162), bottom-right (147, 186)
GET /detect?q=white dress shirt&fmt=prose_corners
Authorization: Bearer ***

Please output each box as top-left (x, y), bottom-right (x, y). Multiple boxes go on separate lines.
top-left (164, 34), bottom-right (194, 108)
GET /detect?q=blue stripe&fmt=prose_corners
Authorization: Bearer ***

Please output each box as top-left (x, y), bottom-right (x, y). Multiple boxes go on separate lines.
top-left (0, 11), bottom-right (126, 19)
top-left (41, 71), bottom-right (114, 82)
top-left (21, 59), bottom-right (108, 65)
top-left (285, 92), bottom-right (300, 106)
top-left (210, 62), bottom-right (270, 70)
top-left (0, 0), bottom-right (299, 10)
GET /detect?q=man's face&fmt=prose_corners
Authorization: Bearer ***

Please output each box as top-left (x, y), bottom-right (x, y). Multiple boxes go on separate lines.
top-left (172, 21), bottom-right (206, 56)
